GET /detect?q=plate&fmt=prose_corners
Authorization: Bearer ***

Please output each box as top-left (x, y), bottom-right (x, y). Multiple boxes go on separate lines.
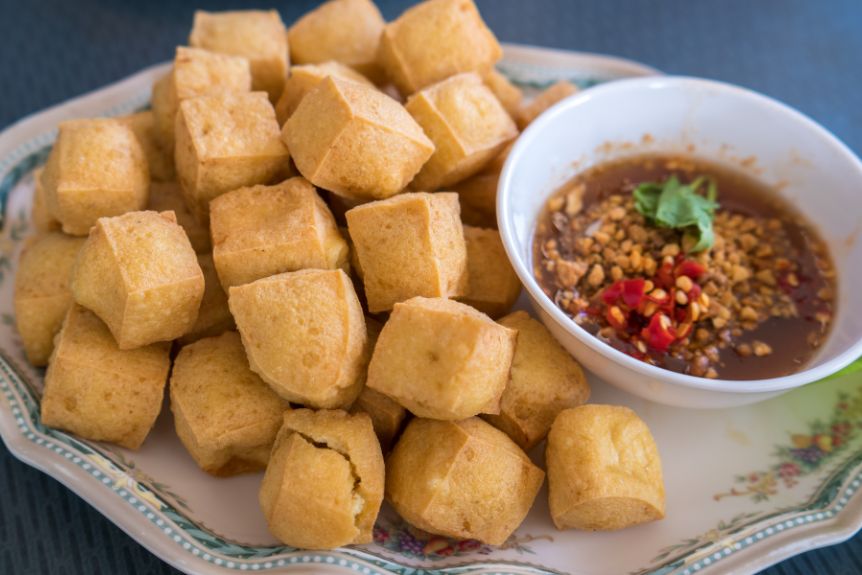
top-left (1, 43), bottom-right (861, 575)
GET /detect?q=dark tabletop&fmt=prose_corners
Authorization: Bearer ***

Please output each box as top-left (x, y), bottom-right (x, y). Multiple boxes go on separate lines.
top-left (1, 1), bottom-right (862, 573)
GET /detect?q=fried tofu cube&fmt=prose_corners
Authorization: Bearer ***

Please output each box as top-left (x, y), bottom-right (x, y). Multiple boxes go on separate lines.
top-left (116, 110), bottom-right (175, 182)
top-left (456, 226), bottom-right (521, 317)
top-left (147, 181), bottom-right (210, 253)
top-left (211, 177), bottom-right (349, 289)
top-left (14, 233), bottom-right (85, 366)
top-left (406, 73), bottom-right (517, 190)
top-left (151, 47), bottom-right (252, 155)
top-left (259, 409), bottom-right (384, 549)
top-left (481, 68), bottom-right (523, 119)
top-left (516, 80), bottom-right (579, 129)
top-left (41, 305), bottom-right (171, 449)
top-left (546, 405), bottom-right (666, 531)
top-left (176, 253), bottom-right (235, 346)
top-left (71, 211), bottom-right (205, 349)
top-left (189, 10), bottom-right (289, 101)
top-left (345, 192), bottom-right (467, 312)
top-left (367, 297), bottom-right (516, 419)
top-left (452, 142), bottom-right (512, 228)
top-left (288, 0), bottom-right (384, 80)
top-left (174, 92), bottom-right (290, 222)
top-left (284, 76), bottom-right (433, 200)
top-left (171, 331), bottom-right (288, 476)
top-left (378, 0), bottom-right (502, 95)
top-left (484, 311), bottom-right (590, 450)
top-left (275, 62), bottom-right (373, 125)
top-left (30, 168), bottom-right (60, 233)
top-left (229, 269), bottom-right (367, 408)
top-left (386, 417), bottom-right (544, 545)
top-left (349, 318), bottom-right (406, 450)
top-left (41, 119), bottom-right (149, 236)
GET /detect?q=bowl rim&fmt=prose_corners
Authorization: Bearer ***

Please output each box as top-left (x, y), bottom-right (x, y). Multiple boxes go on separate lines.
top-left (497, 75), bottom-right (862, 394)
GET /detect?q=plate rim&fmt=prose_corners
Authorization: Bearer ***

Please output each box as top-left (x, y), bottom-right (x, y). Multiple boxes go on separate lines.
top-left (0, 42), bottom-right (860, 575)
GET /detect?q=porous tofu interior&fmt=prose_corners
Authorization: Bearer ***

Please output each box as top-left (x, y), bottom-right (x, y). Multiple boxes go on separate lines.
top-left (289, 430), bottom-right (365, 521)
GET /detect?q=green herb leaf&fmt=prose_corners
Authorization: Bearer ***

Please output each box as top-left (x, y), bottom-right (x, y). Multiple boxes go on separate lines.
top-left (633, 175), bottom-right (719, 252)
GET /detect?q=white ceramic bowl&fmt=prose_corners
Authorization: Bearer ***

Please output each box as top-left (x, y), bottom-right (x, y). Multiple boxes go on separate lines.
top-left (498, 76), bottom-right (862, 408)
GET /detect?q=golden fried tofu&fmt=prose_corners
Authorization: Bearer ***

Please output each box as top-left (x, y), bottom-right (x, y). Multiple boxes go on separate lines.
top-left (174, 92), bottom-right (290, 222)
top-left (275, 62), bottom-right (373, 125)
top-left (406, 72), bottom-right (517, 190)
top-left (484, 311), bottom-right (590, 450)
top-left (378, 0), bottom-right (502, 95)
top-left (41, 305), bottom-right (171, 450)
top-left (229, 269), bottom-right (367, 408)
top-left (150, 47), bottom-right (252, 156)
top-left (367, 297), bottom-right (516, 419)
top-left (116, 110), bottom-right (175, 182)
top-left (41, 119), bottom-right (149, 235)
top-left (30, 168), bottom-right (60, 233)
top-left (386, 417), bottom-right (544, 545)
top-left (481, 68), bottom-right (523, 119)
top-left (345, 192), bottom-right (467, 312)
top-left (210, 177), bottom-right (348, 289)
top-left (516, 80), bottom-right (579, 129)
top-left (71, 211), bottom-right (204, 349)
top-left (176, 253), bottom-right (234, 346)
top-left (171, 331), bottom-right (288, 476)
top-left (259, 409), bottom-right (384, 549)
top-left (546, 405), bottom-right (665, 531)
top-left (456, 226), bottom-right (521, 318)
top-left (451, 142), bottom-right (512, 228)
top-left (14, 233), bottom-right (85, 366)
top-left (349, 318), bottom-right (407, 450)
top-left (189, 10), bottom-right (289, 101)
top-left (283, 76), bottom-right (433, 200)
top-left (288, 0), bottom-right (384, 80)
top-left (146, 181), bottom-right (210, 253)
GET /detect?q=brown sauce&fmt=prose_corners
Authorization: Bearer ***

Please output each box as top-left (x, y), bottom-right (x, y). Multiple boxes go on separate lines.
top-left (533, 154), bottom-right (837, 380)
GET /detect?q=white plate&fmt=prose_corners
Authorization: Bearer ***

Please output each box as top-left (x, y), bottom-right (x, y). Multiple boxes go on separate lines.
top-left (1, 44), bottom-right (861, 575)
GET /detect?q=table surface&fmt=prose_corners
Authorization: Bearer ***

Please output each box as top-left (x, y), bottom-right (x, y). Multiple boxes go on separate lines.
top-left (1, 0), bottom-right (861, 573)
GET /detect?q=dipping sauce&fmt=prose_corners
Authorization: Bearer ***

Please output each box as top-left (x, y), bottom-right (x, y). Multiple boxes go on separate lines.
top-left (533, 154), bottom-right (837, 380)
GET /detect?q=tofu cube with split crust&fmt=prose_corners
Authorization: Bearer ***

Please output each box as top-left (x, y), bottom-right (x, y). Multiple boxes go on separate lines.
top-left (284, 76), bottom-right (433, 201)
top-left (71, 211), bottom-right (205, 349)
top-left (345, 192), bottom-right (467, 312)
top-left (406, 72), bottom-right (517, 190)
top-left (386, 417), bottom-right (544, 545)
top-left (546, 405), bottom-right (665, 531)
top-left (259, 409), bottom-right (384, 549)
top-left (171, 331), bottom-right (289, 476)
top-left (14, 233), bottom-right (85, 366)
top-left (210, 177), bottom-right (348, 289)
top-left (367, 297), bottom-right (516, 420)
top-left (174, 92), bottom-right (289, 222)
top-left (189, 10), bottom-right (289, 101)
top-left (229, 269), bottom-right (367, 408)
top-left (378, 0), bottom-right (502, 95)
top-left (41, 119), bottom-right (149, 236)
top-left (40, 305), bottom-right (171, 450)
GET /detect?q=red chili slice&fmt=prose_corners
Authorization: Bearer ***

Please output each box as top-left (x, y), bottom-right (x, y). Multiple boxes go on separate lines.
top-left (621, 278), bottom-right (646, 309)
top-left (641, 313), bottom-right (676, 352)
top-left (676, 260), bottom-right (707, 280)
top-left (601, 281), bottom-right (625, 305)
